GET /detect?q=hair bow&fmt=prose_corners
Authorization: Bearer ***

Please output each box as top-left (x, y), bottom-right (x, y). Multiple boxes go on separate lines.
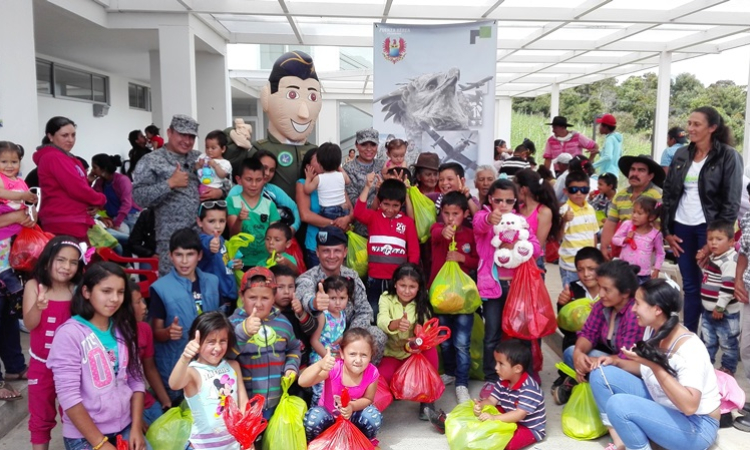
top-left (664, 277), bottom-right (681, 292)
top-left (59, 241), bottom-right (95, 265)
top-left (498, 173), bottom-right (509, 180)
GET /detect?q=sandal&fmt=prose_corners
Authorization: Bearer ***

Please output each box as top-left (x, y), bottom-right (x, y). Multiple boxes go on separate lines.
top-left (4, 366), bottom-right (28, 381)
top-left (0, 381), bottom-right (22, 401)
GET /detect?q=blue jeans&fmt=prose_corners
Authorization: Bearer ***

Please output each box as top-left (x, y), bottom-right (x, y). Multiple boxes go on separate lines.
top-left (482, 280), bottom-right (509, 382)
top-left (319, 205), bottom-right (348, 221)
top-left (367, 278), bottom-right (390, 324)
top-left (64, 424), bottom-right (153, 450)
top-left (304, 405), bottom-right (382, 442)
top-left (590, 365), bottom-right (719, 450)
top-left (559, 268), bottom-right (579, 288)
top-left (673, 222), bottom-right (707, 332)
top-left (142, 401), bottom-right (164, 426)
top-left (438, 313), bottom-right (473, 387)
top-left (562, 346), bottom-right (610, 371)
top-left (701, 309), bottom-right (740, 372)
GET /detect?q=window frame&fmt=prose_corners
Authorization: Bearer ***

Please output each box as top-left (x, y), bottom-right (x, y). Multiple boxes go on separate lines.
top-left (128, 82), bottom-right (151, 112)
top-left (36, 58), bottom-right (110, 105)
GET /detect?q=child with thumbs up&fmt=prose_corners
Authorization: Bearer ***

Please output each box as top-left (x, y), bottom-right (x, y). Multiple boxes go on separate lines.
top-left (197, 201), bottom-right (240, 315)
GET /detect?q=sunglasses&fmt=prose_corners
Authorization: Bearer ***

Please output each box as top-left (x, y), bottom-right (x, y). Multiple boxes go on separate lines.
top-left (567, 186), bottom-right (590, 195)
top-left (491, 198), bottom-right (516, 205)
top-left (198, 200), bottom-right (227, 216)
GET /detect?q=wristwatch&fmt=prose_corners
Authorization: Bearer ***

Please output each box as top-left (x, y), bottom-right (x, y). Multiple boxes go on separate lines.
top-left (715, 306), bottom-right (725, 313)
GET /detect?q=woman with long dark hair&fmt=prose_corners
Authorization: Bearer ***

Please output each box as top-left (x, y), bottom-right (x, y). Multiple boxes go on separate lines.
top-left (662, 106), bottom-right (743, 333)
top-left (589, 279), bottom-right (720, 450)
top-left (90, 153), bottom-right (141, 247)
top-left (296, 148), bottom-right (333, 268)
top-left (514, 168), bottom-right (561, 274)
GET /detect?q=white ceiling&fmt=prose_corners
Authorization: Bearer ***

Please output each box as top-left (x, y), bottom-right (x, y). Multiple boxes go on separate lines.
top-left (42, 0), bottom-right (750, 97)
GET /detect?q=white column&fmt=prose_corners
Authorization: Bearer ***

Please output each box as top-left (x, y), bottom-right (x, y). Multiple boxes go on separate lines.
top-left (550, 83), bottom-right (560, 120)
top-left (744, 53), bottom-right (750, 164)
top-left (495, 96), bottom-right (512, 146)
top-left (158, 25), bottom-right (197, 128)
top-left (0, 0), bottom-right (39, 174)
top-left (316, 99), bottom-right (339, 145)
top-left (196, 50), bottom-right (231, 140)
top-left (149, 50), bottom-right (163, 130)
top-left (653, 51), bottom-right (672, 162)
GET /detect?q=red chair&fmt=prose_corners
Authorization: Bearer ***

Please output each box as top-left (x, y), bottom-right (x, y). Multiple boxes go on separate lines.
top-left (96, 247), bottom-right (159, 299)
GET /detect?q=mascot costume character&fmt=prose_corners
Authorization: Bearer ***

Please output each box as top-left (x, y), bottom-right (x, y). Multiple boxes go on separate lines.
top-left (250, 51), bottom-right (322, 199)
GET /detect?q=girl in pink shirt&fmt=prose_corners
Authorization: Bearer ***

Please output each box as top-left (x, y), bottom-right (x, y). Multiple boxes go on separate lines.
top-left (612, 196), bottom-right (665, 283)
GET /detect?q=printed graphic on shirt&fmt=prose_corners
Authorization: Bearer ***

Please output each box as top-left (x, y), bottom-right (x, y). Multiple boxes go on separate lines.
top-left (249, 325), bottom-right (279, 358)
top-left (214, 373), bottom-right (236, 417)
top-left (278, 152), bottom-right (294, 167)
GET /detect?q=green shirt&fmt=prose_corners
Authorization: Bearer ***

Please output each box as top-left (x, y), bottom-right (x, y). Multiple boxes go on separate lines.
top-left (250, 133), bottom-right (317, 200)
top-left (227, 193), bottom-right (280, 266)
top-left (73, 315), bottom-right (119, 373)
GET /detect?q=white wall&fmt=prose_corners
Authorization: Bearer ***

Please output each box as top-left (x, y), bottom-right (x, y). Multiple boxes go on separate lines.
top-left (35, 55), bottom-right (153, 174)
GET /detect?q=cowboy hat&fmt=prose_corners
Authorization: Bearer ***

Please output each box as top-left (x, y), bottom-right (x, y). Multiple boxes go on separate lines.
top-left (546, 116), bottom-right (572, 127)
top-left (618, 155), bottom-right (666, 188)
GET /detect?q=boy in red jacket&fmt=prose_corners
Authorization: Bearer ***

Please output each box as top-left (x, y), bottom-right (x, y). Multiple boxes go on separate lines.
top-left (430, 191), bottom-right (479, 406)
top-left (354, 173), bottom-right (419, 322)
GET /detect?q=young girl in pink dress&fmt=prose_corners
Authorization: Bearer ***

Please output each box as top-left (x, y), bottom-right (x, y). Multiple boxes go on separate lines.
top-left (612, 196), bottom-right (665, 284)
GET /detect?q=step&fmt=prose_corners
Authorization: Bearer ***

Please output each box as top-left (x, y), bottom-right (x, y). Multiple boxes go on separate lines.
top-left (0, 379), bottom-right (29, 440)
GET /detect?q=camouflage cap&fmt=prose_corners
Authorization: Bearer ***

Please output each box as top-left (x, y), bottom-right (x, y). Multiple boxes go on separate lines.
top-left (356, 128), bottom-right (380, 145)
top-left (169, 114), bottom-right (199, 136)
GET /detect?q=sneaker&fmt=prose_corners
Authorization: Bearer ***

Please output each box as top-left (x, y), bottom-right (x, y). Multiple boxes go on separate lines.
top-left (552, 376), bottom-right (576, 405)
top-left (440, 374), bottom-right (456, 385)
top-left (550, 374), bottom-right (566, 395)
top-left (425, 407), bottom-right (446, 434)
top-left (456, 386), bottom-right (471, 404)
top-left (479, 381), bottom-right (495, 400)
top-left (418, 403), bottom-right (434, 421)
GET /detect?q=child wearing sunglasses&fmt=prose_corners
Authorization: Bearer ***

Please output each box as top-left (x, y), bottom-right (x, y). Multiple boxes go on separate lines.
top-left (197, 200), bottom-right (241, 315)
top-left (558, 170), bottom-right (599, 287)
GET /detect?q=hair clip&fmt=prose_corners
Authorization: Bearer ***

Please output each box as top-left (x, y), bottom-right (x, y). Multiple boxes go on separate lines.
top-left (664, 278), bottom-right (681, 292)
top-left (498, 173), bottom-right (509, 180)
top-left (60, 241), bottom-right (95, 265)
top-left (655, 202), bottom-right (662, 209)
top-left (670, 311), bottom-right (679, 317)
top-left (538, 178), bottom-right (544, 185)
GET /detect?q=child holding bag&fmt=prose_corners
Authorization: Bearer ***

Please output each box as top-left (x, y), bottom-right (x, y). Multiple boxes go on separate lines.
top-left (46, 262), bottom-right (146, 450)
top-left (300, 328), bottom-right (382, 443)
top-left (376, 263), bottom-right (440, 421)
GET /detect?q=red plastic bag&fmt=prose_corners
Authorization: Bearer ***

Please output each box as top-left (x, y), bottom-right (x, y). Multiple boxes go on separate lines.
top-left (116, 435), bottom-right (128, 450)
top-left (390, 352), bottom-right (444, 403)
top-left (223, 394), bottom-right (268, 449)
top-left (288, 237), bottom-right (306, 273)
top-left (373, 377), bottom-right (393, 412)
top-left (308, 387), bottom-right (374, 450)
top-left (502, 260), bottom-right (557, 340)
top-left (412, 318), bottom-right (451, 352)
top-left (10, 225), bottom-right (53, 272)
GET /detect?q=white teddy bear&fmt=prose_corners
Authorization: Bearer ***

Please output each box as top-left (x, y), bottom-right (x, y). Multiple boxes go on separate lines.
top-left (491, 213), bottom-right (534, 268)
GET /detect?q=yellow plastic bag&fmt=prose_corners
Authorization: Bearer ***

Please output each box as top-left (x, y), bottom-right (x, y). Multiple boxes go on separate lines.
top-left (556, 362), bottom-right (607, 440)
top-left (345, 230), bottom-right (368, 277)
top-left (429, 239), bottom-right (481, 314)
top-left (146, 403), bottom-right (192, 450)
top-left (87, 222), bottom-right (118, 249)
top-left (469, 312), bottom-right (484, 380)
top-left (557, 298), bottom-right (596, 332)
top-left (408, 186), bottom-right (437, 243)
top-left (261, 374), bottom-right (307, 450)
top-left (445, 400), bottom-right (517, 450)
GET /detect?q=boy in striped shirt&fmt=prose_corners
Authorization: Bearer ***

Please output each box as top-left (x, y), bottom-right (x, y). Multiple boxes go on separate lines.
top-left (473, 340), bottom-right (546, 450)
top-left (701, 219), bottom-right (740, 375)
top-left (558, 170), bottom-right (599, 288)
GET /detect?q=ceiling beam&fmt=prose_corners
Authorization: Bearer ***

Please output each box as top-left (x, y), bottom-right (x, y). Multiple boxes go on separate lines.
top-left (481, 0), bottom-right (506, 18)
top-left (277, 0), bottom-right (303, 44)
top-left (668, 0), bottom-right (729, 21)
top-left (381, 0), bottom-right (394, 23)
top-left (572, 0), bottom-right (612, 20)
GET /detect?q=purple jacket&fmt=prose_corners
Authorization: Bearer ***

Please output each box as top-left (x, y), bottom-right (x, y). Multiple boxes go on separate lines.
top-left (473, 206), bottom-right (542, 299)
top-left (93, 172), bottom-right (140, 228)
top-left (46, 319), bottom-right (144, 439)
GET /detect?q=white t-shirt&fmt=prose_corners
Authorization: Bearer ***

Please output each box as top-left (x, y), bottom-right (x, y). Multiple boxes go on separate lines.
top-left (674, 158), bottom-right (707, 225)
top-left (200, 157), bottom-right (232, 190)
top-left (639, 332), bottom-right (720, 415)
top-left (317, 171), bottom-right (346, 207)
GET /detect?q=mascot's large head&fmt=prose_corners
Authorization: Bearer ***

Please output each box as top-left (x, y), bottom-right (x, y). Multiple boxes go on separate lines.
top-left (261, 51), bottom-right (322, 144)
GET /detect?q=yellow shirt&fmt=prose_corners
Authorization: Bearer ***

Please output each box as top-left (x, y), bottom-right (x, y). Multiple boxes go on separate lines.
top-left (559, 200), bottom-right (599, 272)
top-left (377, 293), bottom-right (417, 360)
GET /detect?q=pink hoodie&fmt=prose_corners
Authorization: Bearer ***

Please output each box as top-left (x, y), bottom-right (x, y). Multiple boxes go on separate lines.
top-left (32, 145), bottom-right (105, 235)
top-left (473, 205), bottom-right (542, 299)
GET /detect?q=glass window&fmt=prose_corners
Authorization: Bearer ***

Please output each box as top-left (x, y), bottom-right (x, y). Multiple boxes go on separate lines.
top-left (128, 83), bottom-right (150, 111)
top-left (54, 66), bottom-right (93, 101)
top-left (36, 60), bottom-right (52, 95)
top-left (92, 76), bottom-right (107, 103)
top-left (260, 44), bottom-right (285, 70)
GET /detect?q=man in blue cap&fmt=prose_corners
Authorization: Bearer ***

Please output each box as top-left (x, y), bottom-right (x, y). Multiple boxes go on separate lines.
top-left (295, 226), bottom-right (387, 364)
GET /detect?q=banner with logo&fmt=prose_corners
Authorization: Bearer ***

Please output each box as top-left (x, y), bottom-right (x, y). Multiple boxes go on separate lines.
top-left (373, 21), bottom-right (497, 180)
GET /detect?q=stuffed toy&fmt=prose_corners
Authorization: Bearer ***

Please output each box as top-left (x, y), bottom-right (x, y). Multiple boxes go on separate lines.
top-left (491, 213), bottom-right (534, 268)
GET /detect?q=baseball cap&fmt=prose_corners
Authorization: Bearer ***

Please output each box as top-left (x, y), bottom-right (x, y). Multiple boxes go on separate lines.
top-left (596, 114), bottom-right (617, 127)
top-left (553, 153), bottom-right (573, 165)
top-left (169, 114), bottom-right (199, 136)
top-left (316, 226), bottom-right (348, 247)
top-left (356, 128), bottom-right (379, 145)
top-left (241, 267), bottom-right (277, 290)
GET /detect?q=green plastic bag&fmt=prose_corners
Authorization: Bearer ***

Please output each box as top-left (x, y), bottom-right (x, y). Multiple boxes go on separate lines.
top-left (345, 230), bottom-right (368, 277)
top-left (87, 222), bottom-right (118, 249)
top-left (146, 403), bottom-right (193, 450)
top-left (445, 400), bottom-right (517, 450)
top-left (469, 312), bottom-right (485, 380)
top-left (557, 298), bottom-right (596, 332)
top-left (408, 186), bottom-right (437, 243)
top-left (429, 240), bottom-right (481, 314)
top-left (556, 362), bottom-right (608, 440)
top-left (262, 374), bottom-right (307, 450)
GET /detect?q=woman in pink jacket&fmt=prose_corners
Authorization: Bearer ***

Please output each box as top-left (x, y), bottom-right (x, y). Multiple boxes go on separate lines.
top-left (473, 178), bottom-right (541, 387)
top-left (33, 117), bottom-right (106, 242)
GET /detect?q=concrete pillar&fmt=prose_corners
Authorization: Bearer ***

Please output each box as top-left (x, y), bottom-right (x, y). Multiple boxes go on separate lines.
top-left (550, 83), bottom-right (560, 120)
top-left (196, 50), bottom-right (231, 142)
top-left (149, 50), bottom-right (163, 130)
top-left (495, 96), bottom-right (512, 146)
top-left (316, 99), bottom-right (339, 145)
top-left (0, 0), bottom-right (39, 174)
top-left (744, 53), bottom-right (750, 165)
top-left (158, 25), bottom-right (197, 128)
top-left (653, 51), bottom-right (672, 162)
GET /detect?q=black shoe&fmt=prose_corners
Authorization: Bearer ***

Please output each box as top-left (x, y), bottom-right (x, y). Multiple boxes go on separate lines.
top-left (734, 414), bottom-right (750, 432)
top-left (743, 402), bottom-right (750, 414)
top-left (550, 374), bottom-right (567, 392)
top-left (552, 376), bottom-right (576, 405)
top-left (425, 407), bottom-right (446, 434)
top-left (720, 412), bottom-right (734, 428)
top-left (419, 403), bottom-right (434, 421)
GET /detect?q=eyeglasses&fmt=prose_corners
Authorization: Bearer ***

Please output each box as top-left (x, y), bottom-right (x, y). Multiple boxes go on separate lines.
top-left (567, 186), bottom-right (590, 195)
top-left (491, 198), bottom-right (516, 205)
top-left (198, 200), bottom-right (227, 216)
